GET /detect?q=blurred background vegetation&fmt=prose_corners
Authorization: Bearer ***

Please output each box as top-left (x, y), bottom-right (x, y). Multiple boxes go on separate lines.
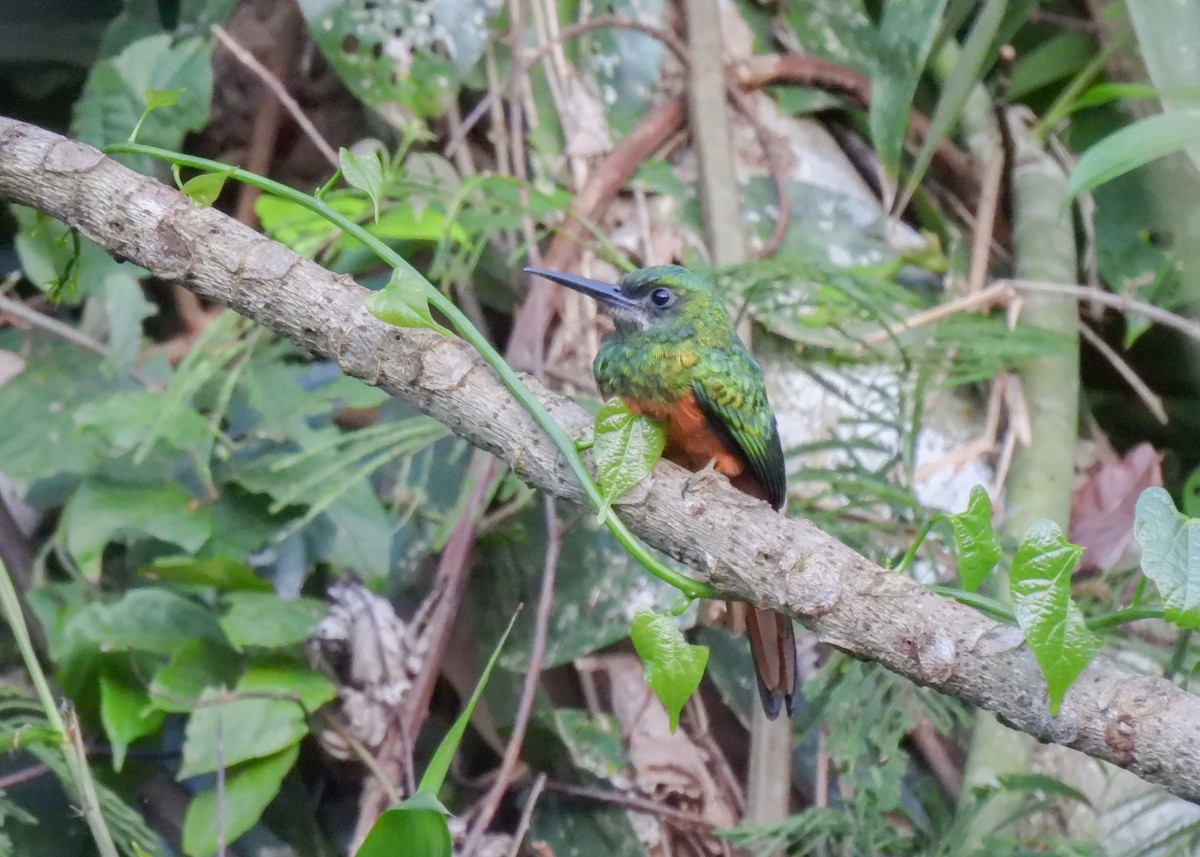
top-left (2, 0), bottom-right (1200, 855)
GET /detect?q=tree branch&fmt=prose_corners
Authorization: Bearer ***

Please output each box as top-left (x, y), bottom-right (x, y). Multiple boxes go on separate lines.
top-left (2, 116), bottom-right (1200, 804)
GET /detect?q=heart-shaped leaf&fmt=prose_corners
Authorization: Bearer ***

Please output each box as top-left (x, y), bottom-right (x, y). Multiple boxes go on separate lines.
top-left (340, 146), bottom-right (385, 222)
top-left (630, 609), bottom-right (708, 731)
top-left (1133, 486), bottom-right (1200, 629)
top-left (1010, 520), bottom-right (1099, 714)
top-left (354, 792), bottom-right (451, 857)
top-left (945, 485), bottom-right (1002, 591)
top-left (363, 267), bottom-right (451, 336)
top-left (592, 398), bottom-right (666, 523)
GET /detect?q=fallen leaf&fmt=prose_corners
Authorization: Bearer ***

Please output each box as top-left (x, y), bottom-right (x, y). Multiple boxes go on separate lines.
top-left (1069, 442), bottom-right (1162, 572)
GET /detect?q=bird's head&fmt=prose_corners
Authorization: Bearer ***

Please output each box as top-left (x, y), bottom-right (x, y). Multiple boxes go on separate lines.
top-left (525, 264), bottom-right (727, 336)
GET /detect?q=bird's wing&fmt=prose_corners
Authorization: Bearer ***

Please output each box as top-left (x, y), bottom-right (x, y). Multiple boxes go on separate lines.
top-left (691, 349), bottom-right (787, 510)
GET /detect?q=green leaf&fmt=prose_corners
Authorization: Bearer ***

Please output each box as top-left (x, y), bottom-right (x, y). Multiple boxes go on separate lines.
top-left (1183, 466), bottom-right (1200, 519)
top-left (236, 654), bottom-right (337, 711)
top-left (180, 166), bottom-right (236, 207)
top-left (354, 792), bottom-right (451, 857)
top-left (1010, 520), bottom-right (1099, 714)
top-left (551, 710), bottom-right (626, 779)
top-left (100, 660), bottom-right (165, 772)
top-left (1007, 29), bottom-right (1094, 100)
top-left (182, 742), bottom-right (299, 857)
top-left (1068, 82), bottom-right (1160, 113)
top-left (417, 609), bottom-right (519, 795)
top-left (899, 0), bottom-right (1008, 205)
top-left (1133, 487), bottom-right (1200, 629)
top-left (60, 478), bottom-right (214, 580)
top-left (178, 694), bottom-right (307, 778)
top-left (141, 556), bottom-right (272, 591)
top-left (130, 87), bottom-right (186, 143)
top-left (340, 147), bottom-right (385, 222)
top-left (75, 34), bottom-right (213, 168)
top-left (996, 772), bottom-right (1093, 806)
top-left (1127, 0), bottom-right (1200, 173)
top-left (363, 267), bottom-right (451, 336)
top-left (1066, 111), bottom-right (1200, 201)
top-left (150, 639), bottom-right (242, 712)
top-left (869, 0), bottom-right (950, 177)
top-left (629, 609), bottom-right (709, 732)
top-left (68, 588), bottom-right (227, 656)
top-left (944, 485), bottom-right (1001, 591)
top-left (144, 87), bottom-right (184, 110)
top-left (592, 397), bottom-right (667, 522)
top-left (218, 593), bottom-right (326, 649)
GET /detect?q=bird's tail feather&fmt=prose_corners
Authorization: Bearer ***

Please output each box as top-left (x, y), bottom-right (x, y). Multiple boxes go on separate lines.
top-left (746, 608), bottom-right (797, 719)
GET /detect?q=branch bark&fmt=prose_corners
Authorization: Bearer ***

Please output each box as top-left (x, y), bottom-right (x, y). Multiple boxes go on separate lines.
top-left (3, 116), bottom-right (1200, 804)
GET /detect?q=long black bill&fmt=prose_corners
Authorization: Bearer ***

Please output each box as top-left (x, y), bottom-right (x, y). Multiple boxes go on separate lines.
top-left (524, 266), bottom-right (634, 309)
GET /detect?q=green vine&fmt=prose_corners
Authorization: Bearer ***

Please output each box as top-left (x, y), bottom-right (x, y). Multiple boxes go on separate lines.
top-left (103, 142), bottom-right (716, 601)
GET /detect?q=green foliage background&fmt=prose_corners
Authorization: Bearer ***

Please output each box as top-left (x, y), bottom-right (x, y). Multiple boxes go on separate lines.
top-left (3, 0), bottom-right (1200, 856)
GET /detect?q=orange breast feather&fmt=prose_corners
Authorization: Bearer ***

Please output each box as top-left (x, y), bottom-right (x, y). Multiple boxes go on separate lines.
top-left (623, 392), bottom-right (744, 477)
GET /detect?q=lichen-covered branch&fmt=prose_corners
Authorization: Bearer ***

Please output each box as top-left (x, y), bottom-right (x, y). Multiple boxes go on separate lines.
top-left (2, 116), bottom-right (1200, 804)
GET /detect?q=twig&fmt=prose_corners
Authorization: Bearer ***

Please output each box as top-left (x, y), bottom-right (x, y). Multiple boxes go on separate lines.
top-left (315, 711), bottom-right (403, 804)
top-left (444, 15), bottom-right (687, 159)
top-left (211, 25), bottom-right (339, 168)
top-left (216, 704), bottom-right (226, 857)
top-left (0, 763), bottom-right (49, 789)
top-left (506, 773), bottom-right (547, 857)
top-left (505, 98), bottom-right (686, 372)
top-left (0, 294), bottom-right (158, 387)
top-left (966, 144), bottom-right (1006, 295)
top-left (860, 283), bottom-right (1011, 346)
top-left (461, 495), bottom-right (563, 855)
top-left (399, 456), bottom-right (501, 761)
top-left (734, 54), bottom-right (985, 214)
top-left (1078, 322), bottom-right (1167, 424)
top-left (728, 87), bottom-right (791, 259)
top-left (542, 779), bottom-right (717, 831)
top-left (1003, 278), bottom-right (1200, 343)
top-left (62, 706), bottom-right (120, 857)
top-left (814, 724), bottom-right (829, 808)
top-left (908, 713), bottom-right (962, 799)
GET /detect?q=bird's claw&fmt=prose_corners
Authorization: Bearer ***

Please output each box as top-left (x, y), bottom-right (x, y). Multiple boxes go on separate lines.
top-left (682, 457), bottom-right (722, 500)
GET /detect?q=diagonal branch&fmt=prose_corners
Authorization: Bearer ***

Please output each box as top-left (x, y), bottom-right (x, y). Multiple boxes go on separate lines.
top-left (2, 116), bottom-right (1200, 804)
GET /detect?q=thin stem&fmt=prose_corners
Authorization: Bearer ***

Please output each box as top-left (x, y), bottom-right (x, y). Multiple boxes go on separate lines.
top-left (893, 516), bottom-right (942, 575)
top-left (0, 558), bottom-right (119, 857)
top-left (1085, 604), bottom-right (1166, 632)
top-left (928, 584), bottom-right (1016, 625)
top-left (104, 142), bottom-right (717, 601)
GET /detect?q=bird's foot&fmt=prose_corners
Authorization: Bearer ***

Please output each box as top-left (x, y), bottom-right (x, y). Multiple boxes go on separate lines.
top-left (682, 457), bottom-right (723, 500)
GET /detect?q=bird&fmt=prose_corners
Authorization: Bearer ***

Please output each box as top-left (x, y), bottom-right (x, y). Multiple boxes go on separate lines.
top-left (526, 263), bottom-right (796, 718)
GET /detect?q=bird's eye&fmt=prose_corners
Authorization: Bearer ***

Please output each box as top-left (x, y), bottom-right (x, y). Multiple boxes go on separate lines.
top-left (650, 287), bottom-right (674, 307)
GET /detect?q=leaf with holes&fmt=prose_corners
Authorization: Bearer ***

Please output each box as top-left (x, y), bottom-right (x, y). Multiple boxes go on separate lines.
top-left (944, 485), bottom-right (1001, 591)
top-left (1010, 520), bottom-right (1099, 714)
top-left (363, 267), bottom-right (450, 336)
top-left (1134, 487), bottom-right (1200, 629)
top-left (630, 609), bottom-right (708, 732)
top-left (592, 398), bottom-right (666, 523)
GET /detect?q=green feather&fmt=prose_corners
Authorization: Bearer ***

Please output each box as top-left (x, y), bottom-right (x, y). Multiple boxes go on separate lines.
top-left (585, 266), bottom-right (786, 510)
top-left (690, 345), bottom-right (787, 510)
